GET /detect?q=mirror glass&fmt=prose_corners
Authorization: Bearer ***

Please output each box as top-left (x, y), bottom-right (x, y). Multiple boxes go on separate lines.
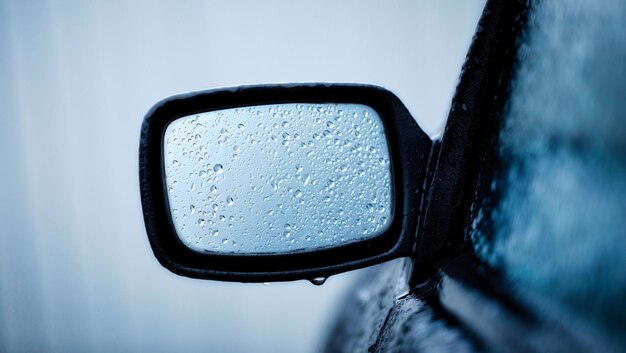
top-left (163, 103), bottom-right (393, 254)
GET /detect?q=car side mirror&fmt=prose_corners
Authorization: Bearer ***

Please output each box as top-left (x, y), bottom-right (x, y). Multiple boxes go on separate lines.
top-left (139, 84), bottom-right (432, 282)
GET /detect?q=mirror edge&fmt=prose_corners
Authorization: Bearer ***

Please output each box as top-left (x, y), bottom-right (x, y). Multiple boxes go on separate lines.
top-left (139, 83), bottom-right (432, 282)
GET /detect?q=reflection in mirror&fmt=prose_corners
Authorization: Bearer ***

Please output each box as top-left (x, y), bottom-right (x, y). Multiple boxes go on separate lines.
top-left (163, 103), bottom-right (393, 254)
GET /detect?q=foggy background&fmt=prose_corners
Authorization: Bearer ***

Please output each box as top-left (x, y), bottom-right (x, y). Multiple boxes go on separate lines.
top-left (0, 1), bottom-right (484, 352)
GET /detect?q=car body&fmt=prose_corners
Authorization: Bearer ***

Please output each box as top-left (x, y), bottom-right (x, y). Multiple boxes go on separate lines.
top-left (325, 0), bottom-right (626, 352)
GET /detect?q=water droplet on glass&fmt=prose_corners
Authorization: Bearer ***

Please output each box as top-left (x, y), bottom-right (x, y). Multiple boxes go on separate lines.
top-left (164, 103), bottom-right (392, 254)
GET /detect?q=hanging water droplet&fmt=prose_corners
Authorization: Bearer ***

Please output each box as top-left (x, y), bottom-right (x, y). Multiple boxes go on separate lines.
top-left (190, 205), bottom-right (196, 215)
top-left (309, 277), bottom-right (327, 286)
top-left (213, 164), bottom-right (224, 173)
top-left (227, 196), bottom-right (234, 206)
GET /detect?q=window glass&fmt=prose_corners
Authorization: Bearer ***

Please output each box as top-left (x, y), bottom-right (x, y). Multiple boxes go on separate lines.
top-left (469, 0), bottom-right (626, 345)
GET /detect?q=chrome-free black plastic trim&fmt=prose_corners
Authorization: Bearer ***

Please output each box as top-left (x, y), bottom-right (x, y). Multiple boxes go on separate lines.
top-left (411, 0), bottom-right (529, 283)
top-left (140, 83), bottom-right (431, 282)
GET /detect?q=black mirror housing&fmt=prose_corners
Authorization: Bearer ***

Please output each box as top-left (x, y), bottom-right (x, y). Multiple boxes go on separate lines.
top-left (139, 83), bottom-right (432, 282)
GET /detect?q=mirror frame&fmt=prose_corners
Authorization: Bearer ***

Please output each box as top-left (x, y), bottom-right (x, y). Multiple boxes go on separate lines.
top-left (139, 83), bottom-right (432, 282)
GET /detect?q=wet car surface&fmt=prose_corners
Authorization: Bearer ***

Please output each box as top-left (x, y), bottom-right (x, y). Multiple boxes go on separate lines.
top-left (326, 0), bottom-right (626, 352)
